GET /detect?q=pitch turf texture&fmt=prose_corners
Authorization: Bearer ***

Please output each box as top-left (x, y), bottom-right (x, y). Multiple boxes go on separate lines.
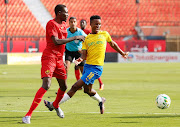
top-left (0, 63), bottom-right (180, 127)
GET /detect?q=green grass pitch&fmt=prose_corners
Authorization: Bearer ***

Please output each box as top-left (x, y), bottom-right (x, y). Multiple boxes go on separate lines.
top-left (0, 63), bottom-right (180, 127)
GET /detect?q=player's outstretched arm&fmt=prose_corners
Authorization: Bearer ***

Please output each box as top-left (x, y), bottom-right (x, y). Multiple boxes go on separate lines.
top-left (74, 50), bottom-right (87, 66)
top-left (51, 36), bottom-right (85, 45)
top-left (109, 40), bottom-right (129, 58)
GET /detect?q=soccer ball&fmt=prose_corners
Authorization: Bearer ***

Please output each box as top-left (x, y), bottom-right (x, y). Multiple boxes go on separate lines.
top-left (156, 94), bottom-right (171, 109)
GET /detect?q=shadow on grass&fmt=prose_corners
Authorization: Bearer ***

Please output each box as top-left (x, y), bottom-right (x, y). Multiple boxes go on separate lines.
top-left (115, 122), bottom-right (141, 123)
top-left (112, 115), bottom-right (180, 119)
top-left (0, 116), bottom-right (44, 124)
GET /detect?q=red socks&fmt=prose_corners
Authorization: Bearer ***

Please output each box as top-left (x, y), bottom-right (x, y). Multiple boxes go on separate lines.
top-left (25, 87), bottom-right (47, 117)
top-left (75, 69), bottom-right (80, 81)
top-left (98, 77), bottom-right (103, 85)
top-left (25, 87), bottom-right (65, 116)
top-left (53, 88), bottom-right (65, 109)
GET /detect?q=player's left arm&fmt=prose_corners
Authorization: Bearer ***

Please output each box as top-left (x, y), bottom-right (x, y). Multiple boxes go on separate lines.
top-left (108, 40), bottom-right (129, 58)
top-left (74, 50), bottom-right (87, 66)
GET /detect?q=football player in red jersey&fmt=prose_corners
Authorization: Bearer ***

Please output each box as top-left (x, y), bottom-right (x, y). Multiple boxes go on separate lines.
top-left (80, 19), bottom-right (104, 90)
top-left (80, 19), bottom-right (91, 34)
top-left (22, 4), bottom-right (85, 124)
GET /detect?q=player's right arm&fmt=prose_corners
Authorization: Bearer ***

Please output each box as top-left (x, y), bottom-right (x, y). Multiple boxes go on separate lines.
top-left (47, 21), bottom-right (85, 45)
top-left (51, 36), bottom-right (85, 45)
top-left (74, 50), bottom-right (87, 66)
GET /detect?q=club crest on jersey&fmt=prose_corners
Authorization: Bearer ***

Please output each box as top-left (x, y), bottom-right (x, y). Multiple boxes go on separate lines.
top-left (45, 70), bottom-right (50, 74)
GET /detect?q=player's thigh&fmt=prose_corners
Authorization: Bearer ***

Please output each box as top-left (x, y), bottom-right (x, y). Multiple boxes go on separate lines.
top-left (65, 60), bottom-right (71, 71)
top-left (65, 50), bottom-right (74, 62)
top-left (41, 57), bottom-right (56, 79)
top-left (81, 65), bottom-right (102, 85)
top-left (53, 59), bottom-right (67, 80)
top-left (74, 51), bottom-right (81, 59)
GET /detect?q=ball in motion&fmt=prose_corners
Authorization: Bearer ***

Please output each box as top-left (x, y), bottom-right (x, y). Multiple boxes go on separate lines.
top-left (156, 94), bottom-right (171, 109)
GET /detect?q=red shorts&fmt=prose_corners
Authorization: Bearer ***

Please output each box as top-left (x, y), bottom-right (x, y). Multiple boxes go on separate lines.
top-left (41, 56), bottom-right (67, 79)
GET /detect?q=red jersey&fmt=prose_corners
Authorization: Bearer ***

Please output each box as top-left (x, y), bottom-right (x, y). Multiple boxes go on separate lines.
top-left (83, 29), bottom-right (91, 35)
top-left (42, 19), bottom-right (67, 59)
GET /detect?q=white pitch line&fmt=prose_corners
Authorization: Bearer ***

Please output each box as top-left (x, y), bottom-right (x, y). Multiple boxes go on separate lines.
top-left (0, 110), bottom-right (179, 115)
top-left (0, 110), bottom-right (51, 112)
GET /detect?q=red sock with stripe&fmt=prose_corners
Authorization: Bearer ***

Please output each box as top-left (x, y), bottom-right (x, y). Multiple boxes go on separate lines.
top-left (25, 87), bottom-right (47, 117)
top-left (75, 69), bottom-right (80, 81)
top-left (53, 88), bottom-right (65, 109)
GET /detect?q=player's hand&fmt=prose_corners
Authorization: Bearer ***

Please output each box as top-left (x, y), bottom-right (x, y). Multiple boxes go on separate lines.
top-left (75, 36), bottom-right (85, 42)
top-left (74, 57), bottom-right (83, 66)
top-left (122, 52), bottom-right (129, 59)
top-left (78, 49), bottom-right (83, 54)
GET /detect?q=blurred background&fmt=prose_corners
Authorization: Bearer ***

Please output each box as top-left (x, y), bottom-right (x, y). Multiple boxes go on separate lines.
top-left (0, 0), bottom-right (180, 64)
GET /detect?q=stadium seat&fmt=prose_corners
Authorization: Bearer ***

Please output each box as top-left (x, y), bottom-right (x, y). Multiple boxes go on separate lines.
top-left (41, 0), bottom-right (180, 36)
top-left (0, 0), bottom-right (45, 37)
top-left (1, 0), bottom-right (180, 37)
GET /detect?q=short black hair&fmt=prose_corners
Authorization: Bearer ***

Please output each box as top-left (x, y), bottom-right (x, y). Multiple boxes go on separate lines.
top-left (69, 17), bottom-right (76, 21)
top-left (54, 4), bottom-right (66, 16)
top-left (80, 19), bottom-right (87, 23)
top-left (90, 15), bottom-right (101, 23)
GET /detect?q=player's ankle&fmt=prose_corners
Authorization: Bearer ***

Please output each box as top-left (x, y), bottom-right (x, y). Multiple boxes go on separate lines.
top-left (53, 102), bottom-right (58, 109)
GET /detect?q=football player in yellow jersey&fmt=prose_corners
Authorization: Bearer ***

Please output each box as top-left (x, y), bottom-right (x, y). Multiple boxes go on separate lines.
top-left (44, 15), bottom-right (128, 115)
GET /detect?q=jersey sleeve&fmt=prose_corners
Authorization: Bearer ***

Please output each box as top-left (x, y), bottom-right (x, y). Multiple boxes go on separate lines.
top-left (105, 31), bottom-right (112, 43)
top-left (81, 30), bottom-right (87, 37)
top-left (46, 21), bottom-right (58, 38)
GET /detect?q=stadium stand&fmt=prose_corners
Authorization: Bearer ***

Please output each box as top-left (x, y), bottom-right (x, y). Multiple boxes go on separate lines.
top-left (41, 0), bottom-right (180, 36)
top-left (0, 0), bottom-right (45, 39)
top-left (0, 0), bottom-right (179, 37)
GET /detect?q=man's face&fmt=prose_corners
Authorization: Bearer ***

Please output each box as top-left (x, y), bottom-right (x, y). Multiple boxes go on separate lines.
top-left (69, 18), bottom-right (77, 29)
top-left (80, 20), bottom-right (86, 29)
top-left (59, 7), bottom-right (69, 21)
top-left (90, 19), bottom-right (101, 33)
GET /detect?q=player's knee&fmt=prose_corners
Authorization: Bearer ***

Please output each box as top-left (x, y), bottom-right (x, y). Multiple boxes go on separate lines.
top-left (42, 77), bottom-right (51, 90)
top-left (84, 89), bottom-right (90, 94)
top-left (60, 85), bottom-right (67, 91)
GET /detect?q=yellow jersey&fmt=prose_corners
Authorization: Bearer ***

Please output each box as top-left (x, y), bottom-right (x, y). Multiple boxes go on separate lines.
top-left (82, 31), bottom-right (112, 66)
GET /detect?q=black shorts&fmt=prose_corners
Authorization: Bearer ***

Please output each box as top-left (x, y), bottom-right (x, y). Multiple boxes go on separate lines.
top-left (65, 49), bottom-right (85, 66)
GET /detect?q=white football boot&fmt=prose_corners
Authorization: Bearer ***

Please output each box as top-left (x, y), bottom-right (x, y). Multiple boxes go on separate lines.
top-left (22, 116), bottom-right (31, 124)
top-left (44, 100), bottom-right (64, 118)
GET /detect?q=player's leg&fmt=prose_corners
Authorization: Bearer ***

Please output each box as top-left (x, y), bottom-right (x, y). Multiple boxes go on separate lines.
top-left (79, 65), bottom-right (84, 74)
top-left (98, 77), bottom-right (104, 91)
top-left (22, 57), bottom-right (55, 124)
top-left (74, 51), bottom-right (83, 81)
top-left (44, 78), bottom-right (67, 118)
top-left (44, 59), bottom-right (67, 118)
top-left (74, 65), bottom-right (80, 80)
top-left (83, 84), bottom-right (105, 114)
top-left (53, 78), bottom-right (67, 108)
top-left (65, 49), bottom-right (73, 74)
top-left (59, 79), bottom-right (85, 104)
top-left (81, 64), bottom-right (105, 114)
top-left (22, 78), bottom-right (52, 124)
top-left (65, 60), bottom-right (71, 73)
